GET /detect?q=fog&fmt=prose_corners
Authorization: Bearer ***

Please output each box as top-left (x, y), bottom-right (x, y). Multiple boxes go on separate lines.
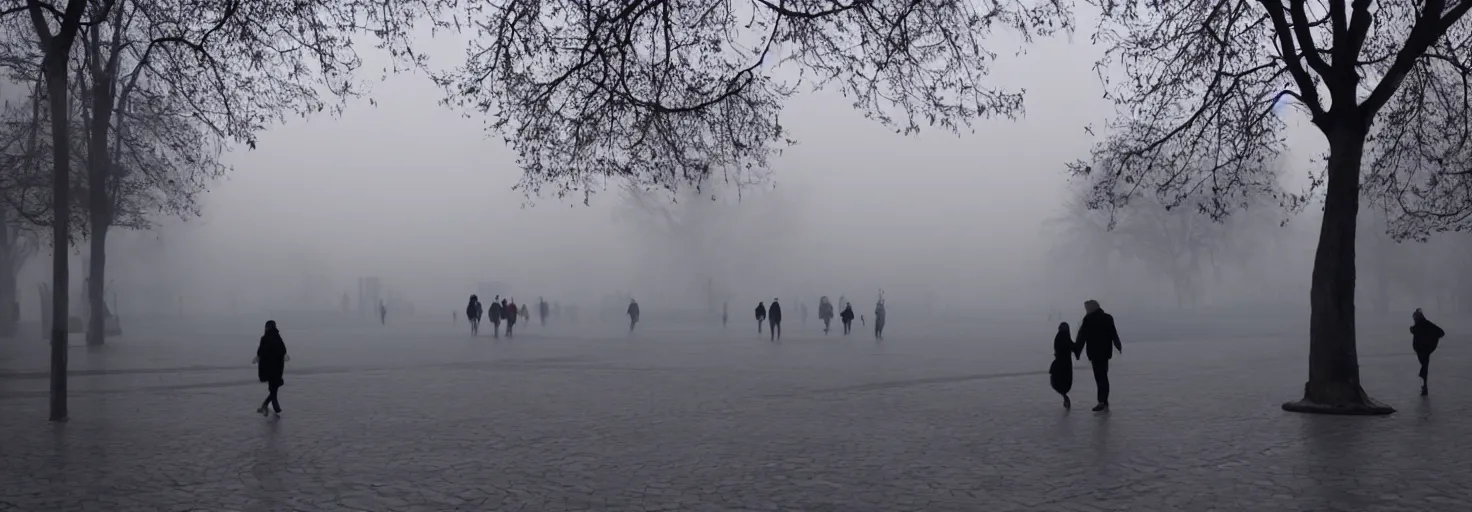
top-left (11, 28), bottom-right (1470, 331)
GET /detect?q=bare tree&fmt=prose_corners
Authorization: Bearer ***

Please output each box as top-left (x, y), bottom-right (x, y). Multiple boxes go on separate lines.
top-left (435, 0), bottom-right (1072, 203)
top-left (1070, 1), bottom-right (1472, 414)
top-left (4, 0), bottom-right (95, 423)
top-left (0, 0), bottom-right (437, 420)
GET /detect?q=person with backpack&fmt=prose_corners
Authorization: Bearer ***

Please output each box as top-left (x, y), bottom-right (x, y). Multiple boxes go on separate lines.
top-left (253, 320), bottom-right (290, 417)
top-left (1411, 308), bottom-right (1447, 396)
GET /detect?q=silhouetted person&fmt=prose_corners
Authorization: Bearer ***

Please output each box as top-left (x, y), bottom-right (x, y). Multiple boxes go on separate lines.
top-left (539, 298), bottom-right (550, 326)
top-left (1074, 300), bottom-right (1122, 412)
top-left (488, 295), bottom-right (503, 338)
top-left (1050, 322), bottom-right (1081, 409)
top-left (505, 299), bottom-right (518, 338)
top-left (467, 295), bottom-right (483, 335)
top-left (840, 303), bottom-right (854, 335)
top-left (627, 298), bottom-right (641, 332)
top-left (379, 301), bottom-right (387, 325)
top-left (755, 302), bottom-right (766, 334)
top-left (253, 320), bottom-right (289, 417)
top-left (722, 301), bottom-right (728, 328)
top-left (1411, 308), bottom-right (1446, 396)
top-left (768, 299), bottom-right (783, 341)
top-left (874, 299), bottom-right (886, 340)
top-left (818, 297), bottom-right (834, 334)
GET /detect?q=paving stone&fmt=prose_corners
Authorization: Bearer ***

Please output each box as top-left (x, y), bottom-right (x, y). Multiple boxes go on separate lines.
top-left (0, 316), bottom-right (1468, 511)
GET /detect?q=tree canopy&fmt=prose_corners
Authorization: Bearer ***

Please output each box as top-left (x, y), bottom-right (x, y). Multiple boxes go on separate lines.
top-left (434, 0), bottom-right (1072, 202)
top-left (1070, 1), bottom-right (1472, 240)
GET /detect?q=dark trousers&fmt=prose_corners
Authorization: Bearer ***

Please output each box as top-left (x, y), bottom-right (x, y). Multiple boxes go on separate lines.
top-left (261, 382), bottom-right (282, 412)
top-left (770, 321), bottom-right (781, 340)
top-left (1090, 359), bottom-right (1110, 404)
top-left (1417, 351), bottom-right (1431, 381)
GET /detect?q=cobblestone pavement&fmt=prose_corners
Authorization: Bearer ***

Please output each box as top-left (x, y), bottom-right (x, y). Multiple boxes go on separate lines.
top-left (1, 315), bottom-right (1469, 511)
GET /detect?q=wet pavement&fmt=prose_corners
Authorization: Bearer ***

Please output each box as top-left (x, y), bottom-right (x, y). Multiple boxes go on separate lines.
top-left (1, 314), bottom-right (1469, 511)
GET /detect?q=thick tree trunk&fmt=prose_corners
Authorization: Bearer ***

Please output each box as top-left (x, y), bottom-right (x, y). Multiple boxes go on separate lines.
top-left (85, 80), bottom-right (114, 346)
top-left (45, 54), bottom-right (72, 422)
top-left (1283, 127), bottom-right (1393, 415)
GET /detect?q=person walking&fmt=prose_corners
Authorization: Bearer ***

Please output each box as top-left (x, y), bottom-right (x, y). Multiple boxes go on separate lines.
top-left (755, 302), bottom-right (767, 334)
top-left (840, 303), bottom-right (855, 335)
top-left (253, 320), bottom-right (289, 417)
top-left (768, 299), bottom-right (783, 341)
top-left (466, 295), bottom-right (483, 335)
top-left (505, 299), bottom-right (519, 338)
top-left (488, 295), bottom-right (504, 338)
top-left (874, 299), bottom-right (887, 340)
top-left (1050, 322), bottom-right (1081, 409)
top-left (627, 298), bottom-right (641, 332)
top-left (818, 297), bottom-right (834, 334)
top-left (1411, 308), bottom-right (1446, 396)
top-left (1074, 300), bottom-right (1122, 412)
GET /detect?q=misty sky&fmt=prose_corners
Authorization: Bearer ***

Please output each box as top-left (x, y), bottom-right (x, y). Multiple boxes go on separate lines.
top-left (18, 14), bottom-right (1345, 318)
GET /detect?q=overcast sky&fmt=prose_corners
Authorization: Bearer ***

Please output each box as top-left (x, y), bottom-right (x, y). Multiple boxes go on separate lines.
top-left (17, 12), bottom-right (1359, 319)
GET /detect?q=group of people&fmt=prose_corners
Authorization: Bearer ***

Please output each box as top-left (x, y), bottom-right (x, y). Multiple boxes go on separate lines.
top-left (1049, 300), bottom-right (1123, 412)
top-left (1045, 301), bottom-right (1450, 413)
top-left (247, 297), bottom-right (1451, 418)
top-left (464, 295), bottom-right (531, 338)
top-left (814, 296), bottom-right (885, 339)
top-left (742, 296), bottom-right (888, 341)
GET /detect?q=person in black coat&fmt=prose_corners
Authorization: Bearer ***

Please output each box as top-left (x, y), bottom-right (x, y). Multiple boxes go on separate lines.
top-left (755, 302), bottom-right (767, 334)
top-left (1050, 322), bottom-right (1081, 409)
top-left (466, 295), bottom-right (482, 335)
top-left (768, 299), bottom-right (783, 341)
top-left (1411, 308), bottom-right (1446, 396)
top-left (253, 320), bottom-right (289, 416)
top-left (840, 303), bottom-right (855, 335)
top-left (1074, 300), bottom-right (1122, 412)
top-left (488, 296), bottom-right (503, 338)
top-left (505, 299), bottom-right (518, 338)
